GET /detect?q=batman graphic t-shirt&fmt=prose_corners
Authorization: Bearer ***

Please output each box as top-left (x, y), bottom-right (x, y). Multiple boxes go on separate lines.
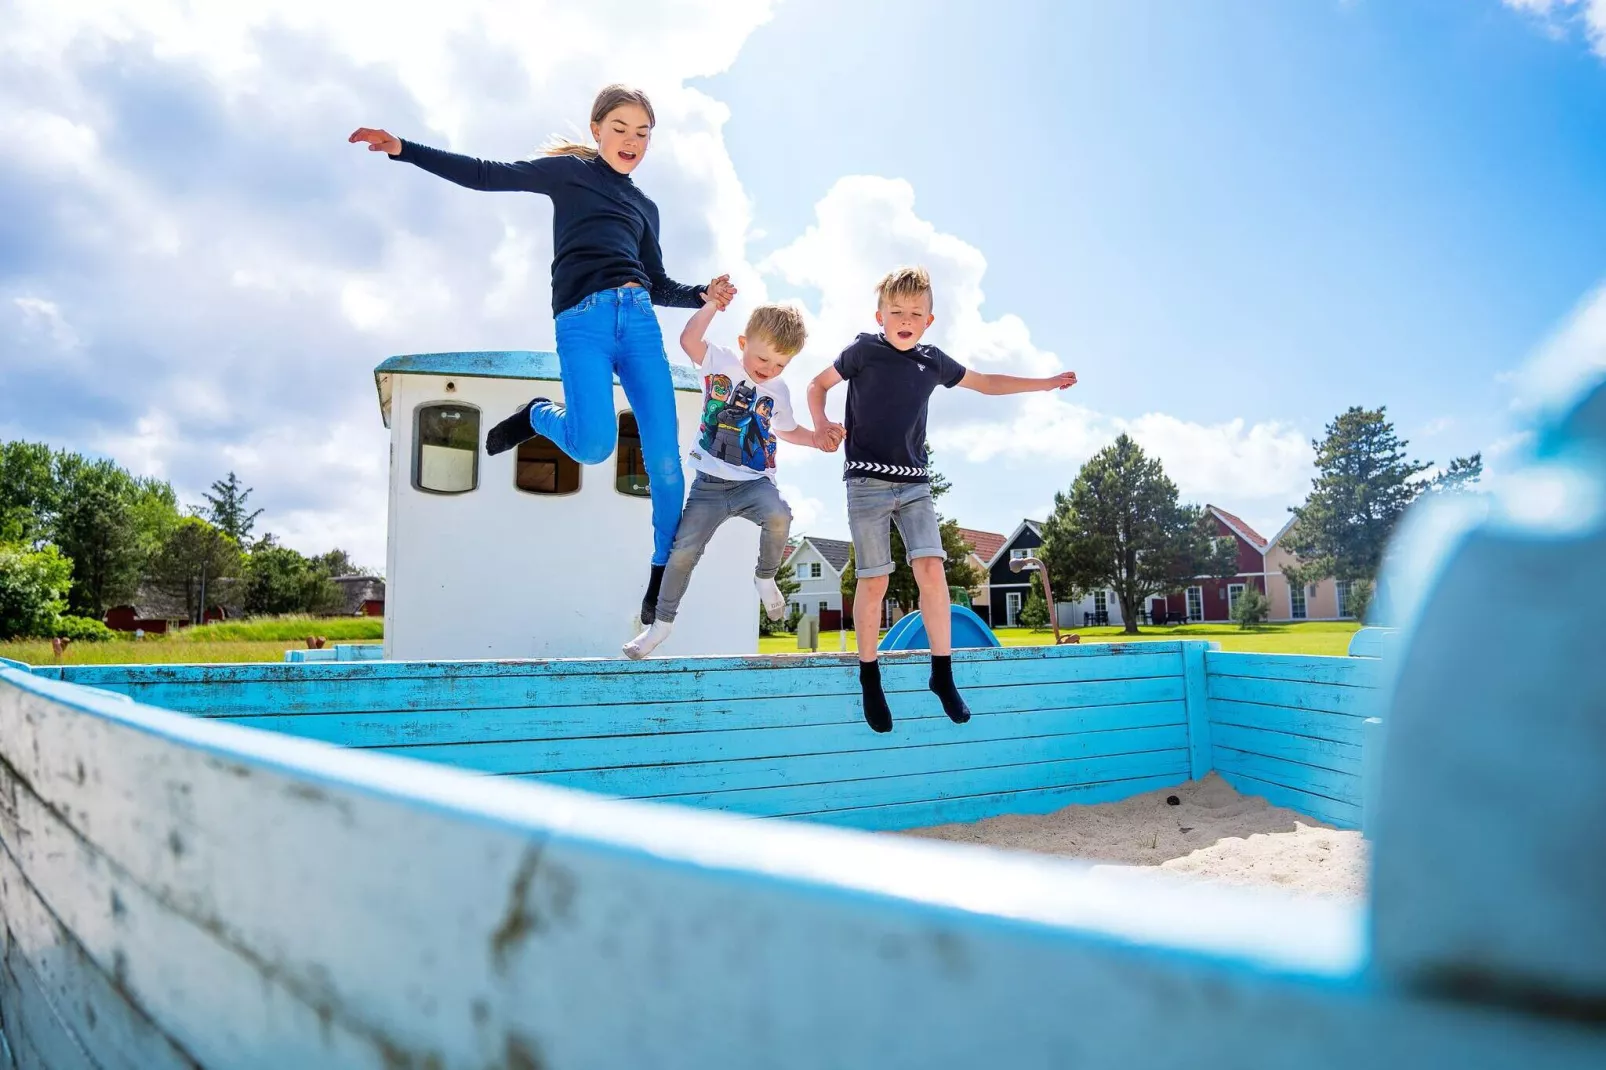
top-left (687, 342), bottom-right (798, 483)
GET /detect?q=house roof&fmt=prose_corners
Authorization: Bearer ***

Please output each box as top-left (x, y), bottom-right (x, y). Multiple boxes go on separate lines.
top-left (1206, 505), bottom-right (1268, 551)
top-left (373, 351), bottom-right (702, 428)
top-left (986, 520), bottom-right (1045, 568)
top-left (113, 580), bottom-right (245, 622)
top-left (796, 536), bottom-right (852, 573)
top-left (1264, 516), bottom-right (1299, 551)
top-left (331, 575), bottom-right (386, 614)
top-left (955, 527), bottom-right (1006, 563)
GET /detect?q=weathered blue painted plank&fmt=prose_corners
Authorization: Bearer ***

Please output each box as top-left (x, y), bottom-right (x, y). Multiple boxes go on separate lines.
top-left (1208, 724), bottom-right (1362, 777)
top-left (1182, 642), bottom-right (1212, 779)
top-left (1207, 676), bottom-right (1380, 718)
top-left (362, 700), bottom-right (1187, 774)
top-left (1204, 699), bottom-right (1367, 745)
top-left (517, 726), bottom-right (1190, 804)
top-left (222, 678), bottom-right (1187, 748)
top-left (6, 655), bottom-right (1606, 1065)
top-left (797, 773), bottom-right (1192, 832)
top-left (624, 751), bottom-right (1193, 819)
top-left (1205, 652), bottom-right (1381, 688)
top-left (0, 657), bottom-right (29, 674)
top-left (1213, 771), bottom-right (1361, 831)
top-left (1212, 748), bottom-right (1359, 808)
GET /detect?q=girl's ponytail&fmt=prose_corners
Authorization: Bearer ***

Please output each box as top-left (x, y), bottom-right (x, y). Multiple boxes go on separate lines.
top-left (541, 84), bottom-right (656, 160)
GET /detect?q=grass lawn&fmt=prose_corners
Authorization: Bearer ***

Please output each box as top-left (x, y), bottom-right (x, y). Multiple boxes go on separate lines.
top-left (1, 615), bottom-right (384, 666)
top-left (761, 621), bottom-right (1361, 657)
top-left (2, 618), bottom-right (1359, 667)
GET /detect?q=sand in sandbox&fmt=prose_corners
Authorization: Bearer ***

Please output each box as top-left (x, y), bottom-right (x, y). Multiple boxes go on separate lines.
top-left (902, 773), bottom-right (1366, 898)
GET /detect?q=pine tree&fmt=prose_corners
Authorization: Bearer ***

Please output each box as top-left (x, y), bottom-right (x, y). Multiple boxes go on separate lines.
top-left (1040, 434), bottom-right (1235, 636)
top-left (1018, 584), bottom-right (1050, 630)
top-left (202, 472), bottom-right (264, 544)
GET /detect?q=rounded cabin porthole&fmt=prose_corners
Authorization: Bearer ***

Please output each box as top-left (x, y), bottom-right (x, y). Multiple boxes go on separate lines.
top-left (413, 402), bottom-right (480, 494)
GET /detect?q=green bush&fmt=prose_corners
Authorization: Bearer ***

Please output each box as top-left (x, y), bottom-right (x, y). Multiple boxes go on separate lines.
top-left (54, 615), bottom-right (115, 642)
top-left (1231, 584), bottom-right (1272, 629)
top-left (0, 543), bottom-right (72, 640)
top-left (1019, 585), bottom-right (1051, 630)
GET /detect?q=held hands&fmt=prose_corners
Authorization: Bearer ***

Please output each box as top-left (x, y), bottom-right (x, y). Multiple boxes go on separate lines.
top-left (1040, 371), bottom-right (1078, 391)
top-left (813, 422), bottom-right (846, 452)
top-left (349, 127), bottom-right (402, 155)
top-left (703, 274), bottom-right (737, 310)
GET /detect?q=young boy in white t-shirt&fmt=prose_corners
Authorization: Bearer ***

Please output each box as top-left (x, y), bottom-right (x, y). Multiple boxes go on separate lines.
top-left (624, 300), bottom-right (843, 658)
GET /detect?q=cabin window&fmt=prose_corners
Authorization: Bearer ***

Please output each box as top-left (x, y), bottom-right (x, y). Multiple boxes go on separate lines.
top-left (414, 403), bottom-right (480, 494)
top-left (615, 412), bottom-right (650, 497)
top-left (1290, 583), bottom-right (1308, 620)
top-left (515, 434), bottom-right (581, 495)
top-left (1186, 586), bottom-right (1204, 622)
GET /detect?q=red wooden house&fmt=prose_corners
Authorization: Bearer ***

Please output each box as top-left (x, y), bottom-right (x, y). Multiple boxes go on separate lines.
top-left (1155, 506), bottom-right (1270, 624)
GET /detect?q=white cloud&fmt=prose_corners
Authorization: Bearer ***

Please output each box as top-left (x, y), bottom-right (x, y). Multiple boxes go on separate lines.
top-left (0, 0), bottom-right (777, 568)
top-left (754, 175), bottom-right (1313, 542)
top-left (1502, 0), bottom-right (1606, 55)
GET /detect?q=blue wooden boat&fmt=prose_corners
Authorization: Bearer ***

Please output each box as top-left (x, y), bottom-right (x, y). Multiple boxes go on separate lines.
top-left (2, 364), bottom-right (1603, 1067)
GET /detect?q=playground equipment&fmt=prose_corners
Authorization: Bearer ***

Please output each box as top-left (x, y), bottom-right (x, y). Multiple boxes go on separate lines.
top-left (876, 604), bottom-right (1001, 651)
top-left (1008, 552), bottom-right (1079, 644)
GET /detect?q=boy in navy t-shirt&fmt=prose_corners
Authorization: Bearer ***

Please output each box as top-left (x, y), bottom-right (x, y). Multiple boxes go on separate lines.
top-left (807, 267), bottom-right (1078, 733)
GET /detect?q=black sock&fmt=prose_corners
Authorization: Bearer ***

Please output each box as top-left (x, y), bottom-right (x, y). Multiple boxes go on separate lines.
top-left (859, 660), bottom-right (893, 733)
top-left (485, 398), bottom-right (545, 456)
top-left (639, 564), bottom-right (666, 625)
top-left (929, 655), bottom-right (971, 724)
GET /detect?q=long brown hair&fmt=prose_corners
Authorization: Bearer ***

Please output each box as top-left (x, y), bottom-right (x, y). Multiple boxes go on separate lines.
top-left (543, 84), bottom-right (656, 160)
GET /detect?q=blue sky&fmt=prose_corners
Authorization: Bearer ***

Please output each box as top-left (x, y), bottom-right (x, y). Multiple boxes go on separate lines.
top-left (2, 0), bottom-right (1603, 566)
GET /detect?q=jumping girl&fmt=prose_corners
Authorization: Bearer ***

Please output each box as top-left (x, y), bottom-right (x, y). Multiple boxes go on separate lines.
top-left (350, 85), bottom-right (737, 623)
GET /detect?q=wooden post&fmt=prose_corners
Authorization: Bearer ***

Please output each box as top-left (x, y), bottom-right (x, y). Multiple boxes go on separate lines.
top-left (1182, 640), bottom-right (1212, 781)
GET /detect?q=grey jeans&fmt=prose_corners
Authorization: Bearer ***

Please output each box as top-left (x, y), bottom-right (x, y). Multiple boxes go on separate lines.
top-left (656, 473), bottom-right (793, 623)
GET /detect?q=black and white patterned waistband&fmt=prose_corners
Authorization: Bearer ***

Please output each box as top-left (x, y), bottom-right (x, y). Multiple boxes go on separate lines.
top-left (845, 460), bottom-right (929, 480)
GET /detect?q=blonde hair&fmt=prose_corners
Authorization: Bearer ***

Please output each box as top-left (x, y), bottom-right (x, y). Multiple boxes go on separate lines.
top-left (542, 84), bottom-right (656, 160)
top-left (876, 266), bottom-right (933, 310)
top-left (744, 303), bottom-right (807, 356)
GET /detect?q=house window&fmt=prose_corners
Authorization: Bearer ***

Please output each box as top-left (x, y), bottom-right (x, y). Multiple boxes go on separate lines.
top-left (818, 601), bottom-right (829, 616)
top-left (1290, 583), bottom-right (1308, 620)
top-left (1337, 580), bottom-right (1353, 618)
top-left (1093, 590), bottom-right (1107, 615)
top-left (515, 434), bottom-right (581, 495)
top-left (1006, 591), bottom-right (1023, 626)
top-left (1011, 548), bottom-right (1032, 561)
top-left (810, 562), bottom-right (822, 579)
top-left (1186, 586), bottom-right (1203, 622)
top-left (413, 403), bottom-right (480, 494)
top-left (1228, 584), bottom-right (1246, 615)
top-left (614, 412), bottom-right (649, 497)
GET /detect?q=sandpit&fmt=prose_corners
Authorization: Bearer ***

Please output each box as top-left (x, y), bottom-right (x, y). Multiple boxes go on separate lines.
top-left (902, 773), bottom-right (1366, 898)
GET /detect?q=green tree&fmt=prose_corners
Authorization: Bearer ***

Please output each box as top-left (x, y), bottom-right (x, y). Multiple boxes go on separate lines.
top-left (1282, 408), bottom-right (1480, 589)
top-left (310, 548), bottom-right (370, 578)
top-left (151, 517), bottom-right (244, 625)
top-left (52, 456), bottom-right (146, 618)
top-left (1231, 583), bottom-right (1271, 629)
top-left (0, 441), bottom-right (59, 546)
top-left (0, 543), bottom-right (73, 639)
top-left (1039, 434), bottom-right (1236, 636)
top-left (1018, 584), bottom-right (1051, 631)
top-left (202, 472), bottom-right (264, 543)
top-left (244, 541), bottom-right (314, 616)
top-left (759, 560), bottom-right (802, 637)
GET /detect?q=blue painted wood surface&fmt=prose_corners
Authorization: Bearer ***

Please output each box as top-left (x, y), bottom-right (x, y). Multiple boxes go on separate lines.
top-left (1204, 652), bottom-right (1381, 830)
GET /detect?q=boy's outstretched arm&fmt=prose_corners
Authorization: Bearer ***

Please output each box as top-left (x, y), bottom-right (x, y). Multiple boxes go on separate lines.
top-left (679, 292), bottom-right (723, 364)
top-left (807, 367), bottom-right (847, 444)
top-left (957, 369), bottom-right (1078, 396)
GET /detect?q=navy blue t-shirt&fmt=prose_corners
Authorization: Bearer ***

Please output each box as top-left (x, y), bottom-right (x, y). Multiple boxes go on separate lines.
top-left (833, 332), bottom-right (967, 483)
top-left (392, 141), bottom-right (706, 316)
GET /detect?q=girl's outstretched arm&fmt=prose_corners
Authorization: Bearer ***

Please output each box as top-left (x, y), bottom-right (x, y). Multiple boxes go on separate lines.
top-left (349, 128), bottom-right (559, 194)
top-left (680, 293), bottom-right (722, 364)
top-left (638, 202), bottom-right (731, 309)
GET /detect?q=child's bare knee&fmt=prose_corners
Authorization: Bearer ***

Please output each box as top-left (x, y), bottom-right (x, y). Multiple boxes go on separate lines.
top-left (912, 557), bottom-right (948, 583)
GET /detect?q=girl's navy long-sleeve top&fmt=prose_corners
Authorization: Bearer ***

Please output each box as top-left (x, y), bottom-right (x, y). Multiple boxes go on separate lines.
top-left (393, 140), bottom-right (707, 316)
